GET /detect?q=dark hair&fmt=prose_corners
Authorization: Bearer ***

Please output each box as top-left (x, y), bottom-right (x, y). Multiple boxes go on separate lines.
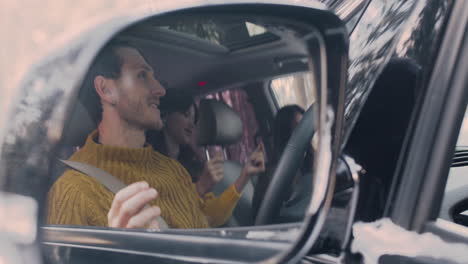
top-left (272, 104), bottom-right (312, 174)
top-left (272, 105), bottom-right (305, 158)
top-left (79, 39), bottom-right (141, 124)
top-left (158, 89), bottom-right (199, 124)
top-left (147, 89), bottom-right (204, 181)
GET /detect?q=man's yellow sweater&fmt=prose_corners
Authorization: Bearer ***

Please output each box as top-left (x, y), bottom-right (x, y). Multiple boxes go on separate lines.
top-left (47, 131), bottom-right (240, 228)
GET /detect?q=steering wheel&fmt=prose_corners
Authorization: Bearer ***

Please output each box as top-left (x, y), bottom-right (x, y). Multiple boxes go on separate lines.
top-left (255, 105), bottom-right (316, 225)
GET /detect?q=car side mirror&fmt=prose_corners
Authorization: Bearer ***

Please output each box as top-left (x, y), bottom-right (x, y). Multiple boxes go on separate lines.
top-left (2, 2), bottom-right (348, 264)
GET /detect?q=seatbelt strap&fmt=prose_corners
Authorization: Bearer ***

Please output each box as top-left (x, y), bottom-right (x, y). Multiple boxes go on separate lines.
top-left (59, 159), bottom-right (169, 229)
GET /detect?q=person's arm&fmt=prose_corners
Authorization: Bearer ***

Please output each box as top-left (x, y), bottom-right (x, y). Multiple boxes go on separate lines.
top-left (235, 144), bottom-right (266, 192)
top-left (201, 145), bottom-right (266, 227)
top-left (48, 170), bottom-right (161, 229)
top-left (48, 170), bottom-right (116, 226)
top-left (196, 154), bottom-right (224, 196)
top-left (47, 171), bottom-right (93, 226)
top-left (201, 185), bottom-right (241, 227)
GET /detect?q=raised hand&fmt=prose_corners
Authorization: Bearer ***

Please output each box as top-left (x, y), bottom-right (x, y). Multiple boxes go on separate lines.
top-left (107, 181), bottom-right (161, 229)
top-left (196, 152), bottom-right (224, 196)
top-left (244, 143), bottom-right (266, 176)
top-left (235, 144), bottom-right (266, 192)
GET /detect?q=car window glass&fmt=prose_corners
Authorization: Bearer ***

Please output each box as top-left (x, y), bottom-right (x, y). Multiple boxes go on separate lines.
top-left (270, 72), bottom-right (316, 109)
top-left (43, 11), bottom-right (324, 243)
top-left (440, 107), bottom-right (468, 225)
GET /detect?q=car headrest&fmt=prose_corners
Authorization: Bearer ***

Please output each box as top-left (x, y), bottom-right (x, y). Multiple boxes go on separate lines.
top-left (60, 101), bottom-right (97, 148)
top-left (197, 99), bottom-right (243, 146)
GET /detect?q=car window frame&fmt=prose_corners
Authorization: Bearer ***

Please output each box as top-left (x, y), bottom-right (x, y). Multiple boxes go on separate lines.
top-left (387, 0), bottom-right (468, 237)
top-left (440, 110), bottom-right (468, 223)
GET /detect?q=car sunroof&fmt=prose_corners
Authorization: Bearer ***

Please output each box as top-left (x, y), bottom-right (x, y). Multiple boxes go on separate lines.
top-left (155, 18), bottom-right (280, 50)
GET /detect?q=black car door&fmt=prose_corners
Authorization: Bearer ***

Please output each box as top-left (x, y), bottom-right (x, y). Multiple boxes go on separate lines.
top-left (352, 0), bottom-right (468, 263)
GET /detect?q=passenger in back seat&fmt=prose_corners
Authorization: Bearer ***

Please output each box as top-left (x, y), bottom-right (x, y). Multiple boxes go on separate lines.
top-left (47, 40), bottom-right (245, 229)
top-left (147, 90), bottom-right (266, 226)
top-left (253, 105), bottom-right (313, 222)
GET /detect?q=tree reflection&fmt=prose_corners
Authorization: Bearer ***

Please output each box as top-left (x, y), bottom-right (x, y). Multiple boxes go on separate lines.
top-left (344, 0), bottom-right (450, 141)
top-left (270, 73), bottom-right (315, 110)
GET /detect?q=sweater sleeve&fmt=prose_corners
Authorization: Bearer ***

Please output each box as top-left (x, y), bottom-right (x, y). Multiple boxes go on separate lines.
top-left (47, 170), bottom-right (105, 226)
top-left (200, 184), bottom-right (241, 227)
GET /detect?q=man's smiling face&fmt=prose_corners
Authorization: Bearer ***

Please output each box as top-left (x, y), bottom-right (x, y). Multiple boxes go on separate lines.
top-left (111, 47), bottom-right (166, 131)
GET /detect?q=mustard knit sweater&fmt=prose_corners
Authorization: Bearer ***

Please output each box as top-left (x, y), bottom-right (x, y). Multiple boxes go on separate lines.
top-left (47, 130), bottom-right (240, 228)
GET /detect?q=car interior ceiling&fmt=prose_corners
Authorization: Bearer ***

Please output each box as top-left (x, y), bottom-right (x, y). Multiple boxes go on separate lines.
top-left (48, 18), bottom-right (315, 227)
top-left (119, 21), bottom-right (310, 92)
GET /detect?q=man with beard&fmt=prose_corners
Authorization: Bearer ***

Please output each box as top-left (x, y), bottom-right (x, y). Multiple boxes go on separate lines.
top-left (47, 40), bottom-right (242, 229)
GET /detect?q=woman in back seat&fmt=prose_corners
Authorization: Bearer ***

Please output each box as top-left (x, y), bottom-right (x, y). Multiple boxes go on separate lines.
top-left (253, 105), bottom-right (313, 223)
top-left (147, 90), bottom-right (265, 226)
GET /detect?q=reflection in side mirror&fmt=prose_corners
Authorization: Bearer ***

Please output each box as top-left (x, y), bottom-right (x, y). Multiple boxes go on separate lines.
top-left (0, 3), bottom-right (350, 264)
